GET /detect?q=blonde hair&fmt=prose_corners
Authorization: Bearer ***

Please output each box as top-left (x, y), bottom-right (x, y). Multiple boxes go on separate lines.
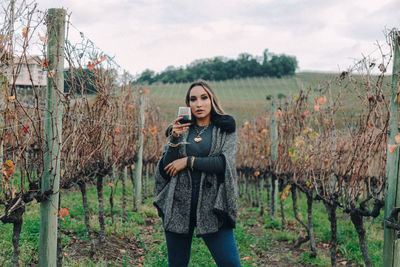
top-left (185, 80), bottom-right (225, 116)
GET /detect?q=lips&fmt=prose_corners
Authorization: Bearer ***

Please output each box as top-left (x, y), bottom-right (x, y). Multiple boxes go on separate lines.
top-left (196, 110), bottom-right (204, 113)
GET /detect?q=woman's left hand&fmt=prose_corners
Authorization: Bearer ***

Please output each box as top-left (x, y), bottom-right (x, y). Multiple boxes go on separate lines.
top-left (164, 157), bottom-right (188, 177)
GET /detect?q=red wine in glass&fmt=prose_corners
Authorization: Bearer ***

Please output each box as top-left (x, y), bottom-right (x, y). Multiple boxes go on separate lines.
top-left (178, 107), bottom-right (192, 124)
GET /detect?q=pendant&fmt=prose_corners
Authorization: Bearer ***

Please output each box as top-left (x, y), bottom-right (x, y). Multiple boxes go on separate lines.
top-left (194, 137), bottom-right (202, 143)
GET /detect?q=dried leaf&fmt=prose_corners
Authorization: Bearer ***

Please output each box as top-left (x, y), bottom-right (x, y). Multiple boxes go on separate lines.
top-left (42, 58), bottom-right (49, 68)
top-left (395, 134), bottom-right (400, 144)
top-left (48, 69), bottom-right (55, 78)
top-left (38, 33), bottom-right (46, 42)
top-left (275, 109), bottom-right (282, 119)
top-left (115, 127), bottom-right (121, 135)
top-left (389, 144), bottom-right (398, 154)
top-left (150, 125), bottom-right (157, 135)
top-left (395, 94), bottom-right (400, 103)
top-left (22, 27), bottom-right (28, 38)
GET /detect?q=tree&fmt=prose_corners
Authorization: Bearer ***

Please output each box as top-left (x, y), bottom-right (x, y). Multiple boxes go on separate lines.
top-left (134, 49), bottom-right (298, 84)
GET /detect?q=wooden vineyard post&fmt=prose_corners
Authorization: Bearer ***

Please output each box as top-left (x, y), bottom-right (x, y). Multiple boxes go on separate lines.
top-left (122, 166), bottom-right (128, 221)
top-left (269, 97), bottom-right (279, 219)
top-left (383, 30), bottom-right (400, 267)
top-left (109, 164), bottom-right (115, 225)
top-left (38, 8), bottom-right (65, 267)
top-left (134, 91), bottom-right (145, 210)
top-left (0, 76), bottom-right (7, 181)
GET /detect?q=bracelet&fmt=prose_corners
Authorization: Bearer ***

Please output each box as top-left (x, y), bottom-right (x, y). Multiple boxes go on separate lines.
top-left (190, 156), bottom-right (195, 171)
top-left (167, 141), bottom-right (180, 147)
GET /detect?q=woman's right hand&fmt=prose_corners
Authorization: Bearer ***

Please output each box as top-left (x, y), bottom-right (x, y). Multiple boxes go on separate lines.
top-left (171, 117), bottom-right (191, 138)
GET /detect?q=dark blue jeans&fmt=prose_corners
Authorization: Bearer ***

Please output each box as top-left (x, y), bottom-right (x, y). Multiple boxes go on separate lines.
top-left (165, 179), bottom-right (241, 267)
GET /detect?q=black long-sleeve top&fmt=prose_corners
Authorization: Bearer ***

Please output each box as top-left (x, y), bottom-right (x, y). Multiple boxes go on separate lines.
top-left (161, 123), bottom-right (225, 179)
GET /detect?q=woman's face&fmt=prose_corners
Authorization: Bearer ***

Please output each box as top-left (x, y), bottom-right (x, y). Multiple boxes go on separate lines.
top-left (189, 85), bottom-right (212, 121)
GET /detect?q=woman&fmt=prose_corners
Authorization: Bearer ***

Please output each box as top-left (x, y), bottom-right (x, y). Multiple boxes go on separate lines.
top-left (153, 80), bottom-right (241, 267)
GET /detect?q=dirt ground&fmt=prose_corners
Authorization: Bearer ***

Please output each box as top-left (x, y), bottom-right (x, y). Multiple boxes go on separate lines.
top-left (61, 215), bottom-right (357, 266)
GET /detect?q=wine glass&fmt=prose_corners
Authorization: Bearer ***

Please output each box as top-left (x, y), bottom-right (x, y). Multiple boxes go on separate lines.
top-left (178, 106), bottom-right (192, 124)
top-left (176, 106), bottom-right (192, 144)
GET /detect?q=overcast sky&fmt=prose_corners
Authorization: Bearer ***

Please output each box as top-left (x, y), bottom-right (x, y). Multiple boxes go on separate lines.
top-left (34, 0), bottom-right (398, 76)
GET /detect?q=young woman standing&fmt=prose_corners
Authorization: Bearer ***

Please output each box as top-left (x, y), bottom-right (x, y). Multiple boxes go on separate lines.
top-left (153, 80), bottom-right (241, 267)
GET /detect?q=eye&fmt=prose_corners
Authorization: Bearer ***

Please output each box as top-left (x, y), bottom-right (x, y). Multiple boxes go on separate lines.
top-left (190, 97), bottom-right (196, 102)
top-left (201, 95), bottom-right (208, 100)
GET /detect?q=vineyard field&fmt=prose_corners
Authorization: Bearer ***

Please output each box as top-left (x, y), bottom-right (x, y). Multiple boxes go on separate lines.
top-left (0, 173), bottom-right (383, 266)
top-left (147, 72), bottom-right (392, 126)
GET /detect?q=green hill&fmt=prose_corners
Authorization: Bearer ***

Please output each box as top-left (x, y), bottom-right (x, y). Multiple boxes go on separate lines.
top-left (147, 72), bottom-right (392, 126)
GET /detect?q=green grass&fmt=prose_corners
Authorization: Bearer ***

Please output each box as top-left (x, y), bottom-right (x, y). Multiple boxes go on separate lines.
top-left (277, 190), bottom-right (384, 266)
top-left (0, 176), bottom-right (385, 266)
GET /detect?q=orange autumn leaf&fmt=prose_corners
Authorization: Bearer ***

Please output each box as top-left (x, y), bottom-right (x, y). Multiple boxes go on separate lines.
top-left (280, 184), bottom-right (292, 201)
top-left (22, 27), bottom-right (28, 38)
top-left (395, 94), bottom-right (400, 103)
top-left (4, 160), bottom-right (15, 169)
top-left (314, 105), bottom-right (320, 111)
top-left (261, 129), bottom-right (267, 135)
top-left (2, 160), bottom-right (15, 183)
top-left (142, 129), bottom-right (146, 135)
top-left (150, 125), bottom-right (157, 135)
top-left (54, 208), bottom-right (70, 222)
top-left (275, 109), bottom-right (282, 119)
top-left (101, 55), bottom-right (106, 61)
top-left (131, 164), bottom-right (135, 170)
top-left (389, 144), bottom-right (398, 154)
top-left (8, 95), bottom-right (15, 102)
top-left (108, 182), bottom-right (114, 187)
top-left (241, 256), bottom-right (252, 261)
top-left (87, 61), bottom-right (95, 71)
top-left (48, 69), bottom-right (55, 78)
top-left (42, 58), bottom-right (49, 68)
top-left (319, 96), bottom-right (327, 104)
top-left (139, 90), bottom-right (143, 94)
top-left (265, 144), bottom-right (270, 152)
top-left (38, 33), bottom-right (46, 42)
top-left (254, 171), bottom-right (260, 177)
top-left (395, 134), bottom-right (400, 143)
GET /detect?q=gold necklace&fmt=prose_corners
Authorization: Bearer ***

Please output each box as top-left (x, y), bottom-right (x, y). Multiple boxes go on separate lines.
top-left (193, 124), bottom-right (209, 143)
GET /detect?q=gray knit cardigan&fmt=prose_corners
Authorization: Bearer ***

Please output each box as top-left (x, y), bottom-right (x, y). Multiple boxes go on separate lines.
top-left (153, 124), bottom-right (238, 236)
